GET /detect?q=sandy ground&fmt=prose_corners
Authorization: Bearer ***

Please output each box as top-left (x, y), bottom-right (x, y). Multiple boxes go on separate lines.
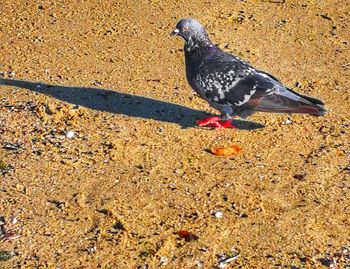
top-left (0, 0), bottom-right (349, 268)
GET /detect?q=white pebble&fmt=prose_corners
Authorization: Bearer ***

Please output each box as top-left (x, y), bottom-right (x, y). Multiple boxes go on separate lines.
top-left (87, 245), bottom-right (97, 253)
top-left (159, 256), bottom-right (168, 266)
top-left (282, 119), bottom-right (292, 125)
top-left (66, 131), bottom-right (75, 139)
top-left (214, 211), bottom-right (223, 218)
top-left (11, 217), bottom-right (17, 225)
top-left (195, 259), bottom-right (205, 268)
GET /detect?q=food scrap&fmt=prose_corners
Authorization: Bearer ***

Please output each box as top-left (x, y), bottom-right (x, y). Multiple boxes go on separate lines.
top-left (210, 145), bottom-right (242, 156)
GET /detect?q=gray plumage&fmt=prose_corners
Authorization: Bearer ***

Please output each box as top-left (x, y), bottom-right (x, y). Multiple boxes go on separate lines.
top-left (171, 18), bottom-right (325, 122)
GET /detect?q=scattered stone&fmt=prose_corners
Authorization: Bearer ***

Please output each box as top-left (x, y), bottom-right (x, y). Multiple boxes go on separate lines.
top-left (293, 174), bottom-right (306, 181)
top-left (0, 216), bottom-right (20, 242)
top-left (159, 256), bottom-right (168, 266)
top-left (214, 211), bottom-right (223, 218)
top-left (112, 221), bottom-right (125, 232)
top-left (331, 25), bottom-right (337, 36)
top-left (195, 259), bottom-right (205, 267)
top-left (98, 208), bottom-right (115, 217)
top-left (0, 216), bottom-right (5, 234)
top-left (295, 81), bottom-right (302, 88)
top-left (282, 119), bottom-right (292, 125)
top-left (342, 166), bottom-right (350, 173)
top-left (48, 200), bottom-right (67, 209)
top-left (66, 130), bottom-right (75, 139)
top-left (73, 192), bottom-right (87, 207)
top-left (1, 232), bottom-right (20, 241)
top-left (92, 80), bottom-right (103, 86)
top-left (0, 160), bottom-right (11, 175)
top-left (0, 250), bottom-right (17, 261)
top-left (319, 14), bottom-right (333, 20)
top-left (3, 142), bottom-right (21, 150)
top-left (87, 245), bottom-right (97, 254)
top-left (239, 213), bottom-right (248, 218)
top-left (199, 247), bottom-right (208, 252)
top-left (10, 217), bottom-right (17, 225)
top-left (317, 257), bottom-right (335, 267)
top-left (277, 19), bottom-right (288, 26)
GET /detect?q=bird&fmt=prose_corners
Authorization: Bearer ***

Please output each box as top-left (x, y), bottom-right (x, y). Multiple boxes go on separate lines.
top-left (170, 18), bottom-right (326, 129)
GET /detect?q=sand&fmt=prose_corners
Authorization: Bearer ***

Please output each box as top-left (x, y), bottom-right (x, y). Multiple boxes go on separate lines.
top-left (0, 0), bottom-right (349, 268)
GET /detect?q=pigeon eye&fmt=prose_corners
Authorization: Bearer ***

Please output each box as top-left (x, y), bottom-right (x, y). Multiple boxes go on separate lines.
top-left (183, 25), bottom-right (190, 31)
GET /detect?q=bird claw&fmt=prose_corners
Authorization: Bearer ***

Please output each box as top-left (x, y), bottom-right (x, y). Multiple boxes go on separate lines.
top-left (196, 117), bottom-right (236, 129)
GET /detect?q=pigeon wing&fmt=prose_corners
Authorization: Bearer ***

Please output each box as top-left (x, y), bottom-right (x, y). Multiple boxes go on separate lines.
top-left (223, 71), bottom-right (325, 115)
top-left (196, 51), bottom-right (277, 108)
top-left (197, 50), bottom-right (325, 116)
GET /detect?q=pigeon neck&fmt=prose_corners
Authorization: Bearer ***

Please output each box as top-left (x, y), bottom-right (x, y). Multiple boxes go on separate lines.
top-left (184, 34), bottom-right (213, 53)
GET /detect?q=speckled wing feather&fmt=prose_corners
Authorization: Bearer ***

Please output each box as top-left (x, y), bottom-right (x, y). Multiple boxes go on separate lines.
top-left (196, 49), bottom-right (277, 108)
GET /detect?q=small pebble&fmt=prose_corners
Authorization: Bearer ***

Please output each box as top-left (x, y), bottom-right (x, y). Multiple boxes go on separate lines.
top-left (214, 211), bottom-right (223, 218)
top-left (0, 250), bottom-right (16, 261)
top-left (11, 217), bottom-right (17, 225)
top-left (159, 256), bottom-right (168, 266)
top-left (3, 232), bottom-right (20, 241)
top-left (87, 245), bottom-right (97, 254)
top-left (295, 81), bottom-right (302, 88)
top-left (195, 259), bottom-right (205, 268)
top-left (66, 131), bottom-right (75, 139)
top-left (282, 119), bottom-right (292, 125)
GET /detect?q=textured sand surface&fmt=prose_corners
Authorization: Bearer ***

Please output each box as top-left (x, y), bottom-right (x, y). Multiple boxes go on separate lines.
top-left (1, 0), bottom-right (349, 268)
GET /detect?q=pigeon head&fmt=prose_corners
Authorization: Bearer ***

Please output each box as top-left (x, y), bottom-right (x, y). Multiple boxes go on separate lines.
top-left (171, 18), bottom-right (212, 50)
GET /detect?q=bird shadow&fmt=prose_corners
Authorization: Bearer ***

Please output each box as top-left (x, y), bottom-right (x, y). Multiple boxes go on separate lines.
top-left (0, 78), bottom-right (264, 130)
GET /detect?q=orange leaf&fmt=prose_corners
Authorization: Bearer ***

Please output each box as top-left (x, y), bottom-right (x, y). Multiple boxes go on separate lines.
top-left (210, 145), bottom-right (242, 156)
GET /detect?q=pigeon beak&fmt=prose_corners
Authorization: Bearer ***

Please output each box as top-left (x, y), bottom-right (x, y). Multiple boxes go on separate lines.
top-left (170, 28), bottom-right (179, 37)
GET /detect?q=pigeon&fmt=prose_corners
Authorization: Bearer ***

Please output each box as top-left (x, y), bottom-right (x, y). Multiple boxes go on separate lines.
top-left (170, 18), bottom-right (326, 129)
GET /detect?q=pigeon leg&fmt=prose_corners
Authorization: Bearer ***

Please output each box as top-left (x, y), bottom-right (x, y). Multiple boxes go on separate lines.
top-left (196, 116), bottom-right (236, 129)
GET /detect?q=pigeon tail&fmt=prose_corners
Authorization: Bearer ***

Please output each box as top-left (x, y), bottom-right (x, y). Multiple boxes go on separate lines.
top-left (256, 89), bottom-right (326, 116)
top-left (286, 88), bottom-right (326, 116)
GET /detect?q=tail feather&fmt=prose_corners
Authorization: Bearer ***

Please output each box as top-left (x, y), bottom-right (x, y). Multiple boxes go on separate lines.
top-left (256, 90), bottom-right (326, 116)
top-left (287, 87), bottom-right (325, 106)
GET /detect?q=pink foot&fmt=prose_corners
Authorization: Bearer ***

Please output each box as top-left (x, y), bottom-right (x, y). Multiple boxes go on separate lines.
top-left (196, 116), bottom-right (236, 129)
